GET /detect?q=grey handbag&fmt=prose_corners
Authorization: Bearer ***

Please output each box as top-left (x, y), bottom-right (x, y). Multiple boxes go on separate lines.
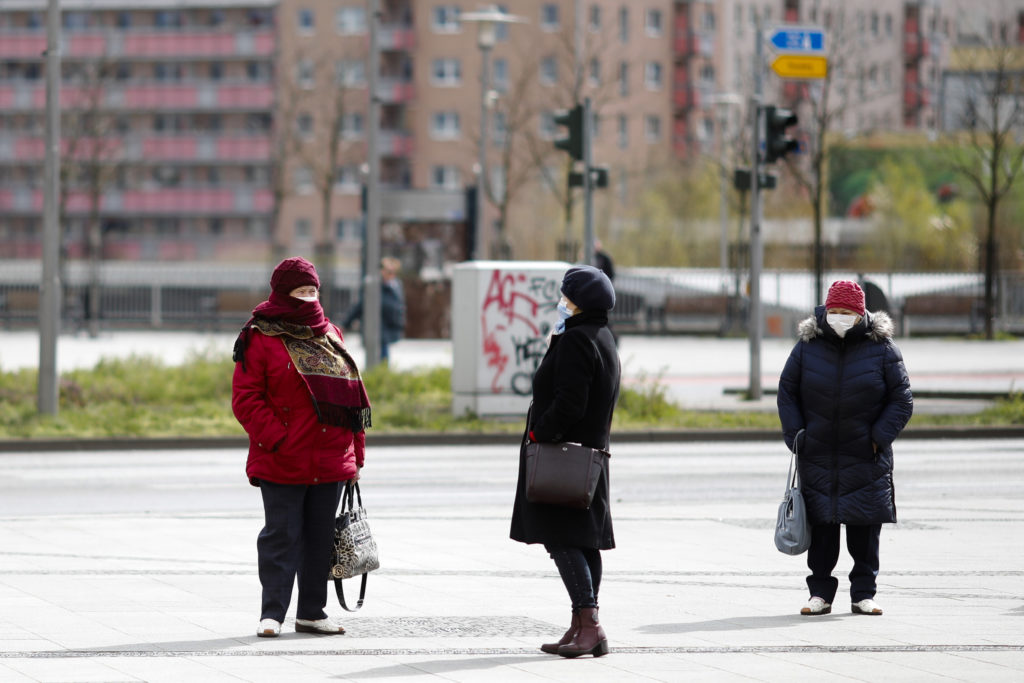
top-left (774, 429), bottom-right (811, 555)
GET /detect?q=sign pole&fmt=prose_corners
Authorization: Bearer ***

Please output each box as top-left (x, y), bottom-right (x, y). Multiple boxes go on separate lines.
top-left (748, 14), bottom-right (764, 401)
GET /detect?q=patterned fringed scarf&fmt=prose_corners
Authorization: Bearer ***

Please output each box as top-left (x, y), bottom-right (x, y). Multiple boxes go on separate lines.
top-left (242, 319), bottom-right (371, 433)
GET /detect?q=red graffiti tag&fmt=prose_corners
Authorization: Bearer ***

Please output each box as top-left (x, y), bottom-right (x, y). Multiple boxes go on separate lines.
top-left (480, 270), bottom-right (543, 393)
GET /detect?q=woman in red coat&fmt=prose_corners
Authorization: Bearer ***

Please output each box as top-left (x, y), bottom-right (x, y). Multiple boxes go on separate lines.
top-left (232, 257), bottom-right (371, 638)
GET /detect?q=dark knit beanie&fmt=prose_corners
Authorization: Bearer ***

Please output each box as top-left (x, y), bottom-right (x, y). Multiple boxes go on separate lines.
top-left (270, 257), bottom-right (320, 295)
top-left (561, 265), bottom-right (615, 311)
top-left (824, 280), bottom-right (865, 315)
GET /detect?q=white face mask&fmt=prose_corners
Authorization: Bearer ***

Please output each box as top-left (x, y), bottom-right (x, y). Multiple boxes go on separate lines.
top-left (826, 313), bottom-right (860, 338)
top-left (295, 295), bottom-right (318, 303)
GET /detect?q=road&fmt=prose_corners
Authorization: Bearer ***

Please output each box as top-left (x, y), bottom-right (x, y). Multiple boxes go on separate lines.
top-left (0, 439), bottom-right (1022, 681)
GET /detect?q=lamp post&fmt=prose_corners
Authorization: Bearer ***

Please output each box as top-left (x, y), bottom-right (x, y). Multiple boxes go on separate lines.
top-left (460, 6), bottom-right (525, 260)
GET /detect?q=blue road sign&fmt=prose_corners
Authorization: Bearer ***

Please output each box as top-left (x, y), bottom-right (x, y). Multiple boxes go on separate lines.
top-left (769, 27), bottom-right (825, 53)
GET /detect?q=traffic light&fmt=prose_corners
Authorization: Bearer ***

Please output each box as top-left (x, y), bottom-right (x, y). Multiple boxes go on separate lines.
top-left (553, 104), bottom-right (584, 160)
top-left (763, 105), bottom-right (799, 164)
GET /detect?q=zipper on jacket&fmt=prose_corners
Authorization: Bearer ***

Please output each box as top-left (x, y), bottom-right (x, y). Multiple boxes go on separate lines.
top-left (830, 339), bottom-right (846, 523)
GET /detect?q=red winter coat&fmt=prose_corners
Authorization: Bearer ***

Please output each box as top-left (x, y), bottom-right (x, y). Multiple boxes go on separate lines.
top-left (232, 323), bottom-right (365, 486)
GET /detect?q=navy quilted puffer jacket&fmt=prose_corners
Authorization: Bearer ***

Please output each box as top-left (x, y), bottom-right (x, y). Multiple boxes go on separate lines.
top-left (777, 307), bottom-right (913, 525)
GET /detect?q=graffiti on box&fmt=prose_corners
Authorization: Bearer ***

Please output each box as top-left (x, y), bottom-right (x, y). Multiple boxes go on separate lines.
top-left (480, 269), bottom-right (560, 395)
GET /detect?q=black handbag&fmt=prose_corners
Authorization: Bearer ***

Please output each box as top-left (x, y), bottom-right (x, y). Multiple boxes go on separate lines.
top-left (524, 439), bottom-right (609, 510)
top-left (329, 480), bottom-right (380, 612)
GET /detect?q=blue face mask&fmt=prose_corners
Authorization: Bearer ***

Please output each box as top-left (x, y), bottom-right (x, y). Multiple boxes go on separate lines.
top-left (554, 298), bottom-right (573, 334)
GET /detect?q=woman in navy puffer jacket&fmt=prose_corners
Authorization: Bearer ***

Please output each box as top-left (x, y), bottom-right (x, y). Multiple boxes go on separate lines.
top-left (777, 280), bottom-right (913, 618)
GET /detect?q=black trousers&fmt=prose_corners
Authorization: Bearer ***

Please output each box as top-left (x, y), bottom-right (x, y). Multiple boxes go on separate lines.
top-left (257, 480), bottom-right (344, 622)
top-left (545, 544), bottom-right (602, 611)
top-left (806, 523), bottom-right (881, 603)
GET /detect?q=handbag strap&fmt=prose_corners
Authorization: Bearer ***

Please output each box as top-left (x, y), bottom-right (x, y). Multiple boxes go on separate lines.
top-left (334, 573), bottom-right (368, 612)
top-left (787, 428), bottom-right (805, 491)
top-left (338, 479), bottom-right (364, 514)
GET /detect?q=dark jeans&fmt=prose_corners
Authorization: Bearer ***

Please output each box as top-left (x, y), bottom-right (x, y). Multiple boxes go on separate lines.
top-left (545, 544), bottom-right (602, 611)
top-left (257, 480), bottom-right (344, 622)
top-left (806, 523), bottom-right (881, 603)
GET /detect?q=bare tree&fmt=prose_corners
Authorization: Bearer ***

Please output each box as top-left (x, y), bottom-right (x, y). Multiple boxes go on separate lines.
top-left (944, 45), bottom-right (1024, 339)
top-left (780, 7), bottom-right (902, 303)
top-left (60, 57), bottom-right (125, 337)
top-left (268, 63), bottom-right (305, 265)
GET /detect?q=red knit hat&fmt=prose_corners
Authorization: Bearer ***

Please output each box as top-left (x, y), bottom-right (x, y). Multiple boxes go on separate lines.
top-left (825, 280), bottom-right (865, 315)
top-left (270, 257), bottom-right (320, 295)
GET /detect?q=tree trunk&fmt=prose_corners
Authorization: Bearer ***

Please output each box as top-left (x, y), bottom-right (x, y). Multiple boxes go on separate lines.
top-left (984, 198), bottom-right (997, 339)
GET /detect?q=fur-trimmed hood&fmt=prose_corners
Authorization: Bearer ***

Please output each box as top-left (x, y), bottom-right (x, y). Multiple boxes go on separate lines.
top-left (797, 309), bottom-right (895, 343)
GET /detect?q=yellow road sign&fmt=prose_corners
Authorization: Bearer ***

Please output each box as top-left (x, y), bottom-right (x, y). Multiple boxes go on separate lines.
top-left (771, 54), bottom-right (827, 80)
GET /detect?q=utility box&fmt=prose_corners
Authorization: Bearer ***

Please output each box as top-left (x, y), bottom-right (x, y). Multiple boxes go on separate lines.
top-left (451, 261), bottom-right (569, 417)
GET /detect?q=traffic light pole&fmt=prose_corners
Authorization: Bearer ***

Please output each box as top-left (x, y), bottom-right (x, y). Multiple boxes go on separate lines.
top-left (38, 0), bottom-right (61, 415)
top-left (363, 0), bottom-right (382, 370)
top-left (748, 16), bottom-right (765, 401)
top-left (582, 97), bottom-right (595, 268)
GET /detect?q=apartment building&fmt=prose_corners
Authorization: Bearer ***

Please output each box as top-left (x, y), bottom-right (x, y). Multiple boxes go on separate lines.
top-left (1, 0), bottom-right (1022, 263)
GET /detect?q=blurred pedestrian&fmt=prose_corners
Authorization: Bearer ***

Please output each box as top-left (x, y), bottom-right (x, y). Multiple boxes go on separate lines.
top-left (777, 280), bottom-right (913, 617)
top-left (232, 257), bottom-right (371, 638)
top-left (342, 257), bottom-right (406, 362)
top-left (510, 265), bottom-right (621, 658)
top-left (593, 240), bottom-right (615, 283)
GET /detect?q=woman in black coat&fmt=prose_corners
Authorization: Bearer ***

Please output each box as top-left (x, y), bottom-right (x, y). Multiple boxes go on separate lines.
top-left (777, 280), bottom-right (913, 617)
top-left (510, 265), bottom-right (620, 658)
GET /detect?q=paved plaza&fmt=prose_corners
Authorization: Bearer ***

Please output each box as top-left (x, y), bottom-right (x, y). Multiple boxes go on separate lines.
top-left (0, 439), bottom-right (1022, 681)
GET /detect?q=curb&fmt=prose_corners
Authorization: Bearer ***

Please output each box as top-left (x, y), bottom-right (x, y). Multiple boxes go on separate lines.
top-left (1, 426), bottom-right (1023, 452)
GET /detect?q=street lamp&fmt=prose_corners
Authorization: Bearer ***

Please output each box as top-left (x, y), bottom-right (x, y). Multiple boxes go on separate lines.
top-left (460, 5), bottom-right (525, 260)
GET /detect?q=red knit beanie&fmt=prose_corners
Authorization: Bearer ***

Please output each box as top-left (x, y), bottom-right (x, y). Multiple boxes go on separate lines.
top-left (270, 257), bottom-right (320, 295)
top-left (824, 280), bottom-right (865, 315)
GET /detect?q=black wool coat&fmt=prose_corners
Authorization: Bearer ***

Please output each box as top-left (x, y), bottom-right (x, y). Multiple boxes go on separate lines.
top-left (510, 310), bottom-right (621, 549)
top-left (777, 307), bottom-right (914, 525)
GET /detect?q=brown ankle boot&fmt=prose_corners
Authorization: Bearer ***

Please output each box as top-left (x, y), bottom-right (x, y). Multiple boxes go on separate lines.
top-left (540, 611), bottom-right (579, 654)
top-left (557, 607), bottom-right (608, 658)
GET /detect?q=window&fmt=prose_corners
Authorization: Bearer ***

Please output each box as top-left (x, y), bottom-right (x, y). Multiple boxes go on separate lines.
top-left (539, 111), bottom-right (556, 139)
top-left (334, 165), bottom-right (361, 191)
top-left (495, 4), bottom-right (510, 41)
top-left (590, 110), bottom-right (600, 138)
top-left (645, 115), bottom-right (661, 142)
top-left (297, 8), bottom-right (314, 32)
top-left (617, 114), bottom-right (628, 149)
top-left (294, 167), bottom-right (313, 193)
top-left (618, 61), bottom-right (629, 96)
top-left (340, 112), bottom-right (364, 139)
top-left (492, 58), bottom-right (508, 92)
top-left (209, 62), bottom-right (223, 80)
top-left (295, 218), bottom-right (312, 239)
top-left (540, 56), bottom-right (557, 85)
top-left (431, 111), bottom-right (460, 139)
top-left (734, 4), bottom-right (743, 36)
top-left (297, 59), bottom-right (314, 88)
top-left (296, 112), bottom-right (313, 137)
top-left (336, 218), bottom-right (362, 241)
top-left (336, 6), bottom-right (367, 34)
top-left (702, 10), bottom-right (715, 31)
top-left (645, 9), bottom-right (662, 36)
top-left (492, 111), bottom-right (507, 144)
top-left (336, 59), bottom-right (366, 87)
top-left (433, 6), bottom-right (460, 33)
top-left (619, 6), bottom-right (629, 42)
top-left (541, 3), bottom-right (559, 31)
top-left (431, 165), bottom-right (461, 189)
top-left (700, 64), bottom-right (715, 84)
top-left (885, 14), bottom-right (893, 37)
top-left (589, 5), bottom-right (601, 31)
top-left (154, 11), bottom-right (182, 28)
top-left (116, 12), bottom-right (132, 28)
top-left (432, 58), bottom-right (462, 86)
top-left (63, 12), bottom-right (90, 30)
top-left (247, 61), bottom-right (271, 81)
top-left (491, 167), bottom-right (506, 203)
top-left (589, 58), bottom-right (601, 87)
top-left (645, 61), bottom-right (662, 89)
top-left (870, 12), bottom-right (879, 37)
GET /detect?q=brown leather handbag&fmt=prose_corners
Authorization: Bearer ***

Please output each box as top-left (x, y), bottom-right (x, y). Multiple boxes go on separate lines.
top-left (524, 439), bottom-right (609, 510)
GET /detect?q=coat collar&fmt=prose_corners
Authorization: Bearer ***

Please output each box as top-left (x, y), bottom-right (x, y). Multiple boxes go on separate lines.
top-left (797, 306), bottom-right (895, 343)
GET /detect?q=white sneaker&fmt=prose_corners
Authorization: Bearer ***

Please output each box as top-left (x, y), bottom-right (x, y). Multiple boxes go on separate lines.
top-left (800, 596), bottom-right (832, 615)
top-left (295, 617), bottom-right (346, 635)
top-left (852, 598), bottom-right (883, 615)
top-left (257, 618), bottom-right (281, 637)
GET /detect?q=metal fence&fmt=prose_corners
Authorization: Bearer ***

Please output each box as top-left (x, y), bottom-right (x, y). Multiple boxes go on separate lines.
top-left (2, 260), bottom-right (1023, 336)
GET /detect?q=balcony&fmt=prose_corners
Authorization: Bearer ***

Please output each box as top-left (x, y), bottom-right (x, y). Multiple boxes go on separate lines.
top-left (904, 88), bottom-right (929, 110)
top-left (379, 24), bottom-right (416, 51)
top-left (904, 35), bottom-right (929, 61)
top-left (673, 31), bottom-right (714, 60)
top-left (379, 130), bottom-right (415, 157)
top-left (672, 84), bottom-right (701, 110)
top-left (376, 78), bottom-right (415, 104)
top-left (0, 187), bottom-right (273, 216)
top-left (0, 29), bottom-right (276, 60)
top-left (1, 134), bottom-right (272, 164)
top-left (0, 81), bottom-right (274, 112)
